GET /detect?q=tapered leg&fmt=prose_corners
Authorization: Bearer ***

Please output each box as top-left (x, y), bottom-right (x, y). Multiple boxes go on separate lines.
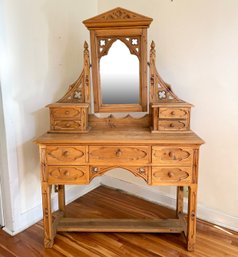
top-left (41, 183), bottom-right (54, 248)
top-left (176, 186), bottom-right (184, 218)
top-left (58, 185), bottom-right (65, 215)
top-left (187, 184), bottom-right (197, 251)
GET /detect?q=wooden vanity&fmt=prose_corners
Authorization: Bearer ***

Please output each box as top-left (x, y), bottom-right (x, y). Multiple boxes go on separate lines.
top-left (35, 7), bottom-right (204, 251)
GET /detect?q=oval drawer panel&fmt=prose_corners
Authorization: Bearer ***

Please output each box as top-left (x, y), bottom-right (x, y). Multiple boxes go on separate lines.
top-left (51, 107), bottom-right (81, 119)
top-left (159, 108), bottom-right (189, 119)
top-left (46, 146), bottom-right (86, 165)
top-left (152, 167), bottom-right (192, 185)
top-left (152, 147), bottom-right (193, 165)
top-left (89, 146), bottom-right (150, 164)
top-left (158, 120), bottom-right (188, 131)
top-left (53, 120), bottom-right (82, 130)
top-left (47, 166), bottom-right (88, 184)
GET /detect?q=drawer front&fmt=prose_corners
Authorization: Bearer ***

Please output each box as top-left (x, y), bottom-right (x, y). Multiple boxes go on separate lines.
top-left (152, 147), bottom-right (193, 166)
top-left (51, 107), bottom-right (81, 119)
top-left (159, 108), bottom-right (189, 119)
top-left (89, 146), bottom-right (150, 164)
top-left (47, 166), bottom-right (89, 184)
top-left (152, 167), bottom-right (192, 185)
top-left (158, 119), bottom-right (188, 131)
top-left (52, 120), bottom-right (82, 131)
top-left (46, 146), bottom-right (86, 165)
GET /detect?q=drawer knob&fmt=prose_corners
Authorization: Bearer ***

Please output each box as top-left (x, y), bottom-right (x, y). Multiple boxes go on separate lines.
top-left (65, 123), bottom-right (71, 127)
top-left (91, 167), bottom-right (99, 173)
top-left (138, 167), bottom-right (145, 174)
top-left (116, 149), bottom-right (122, 157)
top-left (169, 123), bottom-right (174, 128)
top-left (63, 170), bottom-right (70, 176)
top-left (63, 150), bottom-right (69, 157)
top-left (168, 171), bottom-right (174, 178)
top-left (65, 111), bottom-right (70, 115)
top-left (171, 111), bottom-right (175, 116)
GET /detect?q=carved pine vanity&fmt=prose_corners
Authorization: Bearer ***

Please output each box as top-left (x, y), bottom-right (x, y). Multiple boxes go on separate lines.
top-left (35, 8), bottom-right (204, 251)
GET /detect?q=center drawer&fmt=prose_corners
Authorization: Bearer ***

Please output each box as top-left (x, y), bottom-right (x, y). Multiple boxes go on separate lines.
top-left (89, 146), bottom-right (150, 164)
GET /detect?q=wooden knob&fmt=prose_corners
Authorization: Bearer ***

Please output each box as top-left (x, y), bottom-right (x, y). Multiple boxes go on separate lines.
top-left (116, 149), bottom-right (122, 157)
top-left (65, 110), bottom-right (70, 115)
top-left (63, 150), bottom-right (69, 157)
top-left (65, 123), bottom-right (71, 127)
top-left (169, 123), bottom-right (174, 128)
top-left (168, 171), bottom-right (174, 178)
top-left (171, 111), bottom-right (175, 116)
top-left (63, 170), bottom-right (69, 176)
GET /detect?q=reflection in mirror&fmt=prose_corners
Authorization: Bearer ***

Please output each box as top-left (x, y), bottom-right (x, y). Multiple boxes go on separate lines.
top-left (100, 40), bottom-right (139, 104)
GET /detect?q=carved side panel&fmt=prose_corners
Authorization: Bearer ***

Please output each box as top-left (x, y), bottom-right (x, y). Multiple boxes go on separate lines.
top-left (57, 41), bottom-right (90, 107)
top-left (150, 41), bottom-right (182, 103)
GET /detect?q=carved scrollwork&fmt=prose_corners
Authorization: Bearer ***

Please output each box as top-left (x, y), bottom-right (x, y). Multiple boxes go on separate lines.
top-left (89, 166), bottom-right (148, 183)
top-left (98, 36), bottom-right (141, 59)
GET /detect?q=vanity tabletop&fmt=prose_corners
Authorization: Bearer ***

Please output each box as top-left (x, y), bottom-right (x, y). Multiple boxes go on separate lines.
top-left (34, 128), bottom-right (204, 145)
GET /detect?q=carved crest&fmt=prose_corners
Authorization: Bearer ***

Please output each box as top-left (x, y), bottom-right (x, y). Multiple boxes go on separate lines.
top-left (83, 7), bottom-right (153, 29)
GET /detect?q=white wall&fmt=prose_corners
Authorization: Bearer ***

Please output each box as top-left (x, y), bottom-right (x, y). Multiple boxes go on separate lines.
top-left (0, 0), bottom-right (98, 233)
top-left (1, 0), bottom-right (238, 234)
top-left (98, 0), bottom-right (238, 224)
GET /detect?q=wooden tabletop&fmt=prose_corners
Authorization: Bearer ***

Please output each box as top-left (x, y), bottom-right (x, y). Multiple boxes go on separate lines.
top-left (34, 128), bottom-right (204, 145)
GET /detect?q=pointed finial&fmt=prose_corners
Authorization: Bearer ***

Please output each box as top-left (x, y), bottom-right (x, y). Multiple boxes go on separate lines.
top-left (151, 40), bottom-right (155, 50)
top-left (84, 41), bottom-right (88, 50)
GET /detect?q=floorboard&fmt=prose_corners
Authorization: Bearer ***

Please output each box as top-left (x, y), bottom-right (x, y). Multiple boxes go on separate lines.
top-left (0, 186), bottom-right (238, 257)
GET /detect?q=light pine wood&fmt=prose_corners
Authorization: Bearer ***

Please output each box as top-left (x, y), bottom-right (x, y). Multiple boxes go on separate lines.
top-left (34, 7), bottom-right (205, 251)
top-left (1, 186), bottom-right (238, 257)
top-left (57, 217), bottom-right (185, 233)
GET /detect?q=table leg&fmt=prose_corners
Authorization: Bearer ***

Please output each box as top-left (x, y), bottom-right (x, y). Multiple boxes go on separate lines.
top-left (41, 183), bottom-right (54, 248)
top-left (176, 186), bottom-right (184, 218)
top-left (58, 185), bottom-right (65, 216)
top-left (187, 184), bottom-right (197, 251)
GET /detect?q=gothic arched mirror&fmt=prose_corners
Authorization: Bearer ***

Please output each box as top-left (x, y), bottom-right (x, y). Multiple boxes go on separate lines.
top-left (83, 8), bottom-right (152, 113)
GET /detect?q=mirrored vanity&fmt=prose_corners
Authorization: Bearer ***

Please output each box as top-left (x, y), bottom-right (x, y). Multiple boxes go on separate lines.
top-left (35, 7), bottom-right (204, 251)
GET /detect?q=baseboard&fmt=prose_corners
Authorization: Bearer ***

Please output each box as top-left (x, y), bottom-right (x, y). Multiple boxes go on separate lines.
top-left (3, 177), bottom-right (101, 236)
top-left (101, 175), bottom-right (238, 232)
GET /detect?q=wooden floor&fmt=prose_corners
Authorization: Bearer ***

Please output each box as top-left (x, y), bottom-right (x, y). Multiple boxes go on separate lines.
top-left (0, 186), bottom-right (238, 257)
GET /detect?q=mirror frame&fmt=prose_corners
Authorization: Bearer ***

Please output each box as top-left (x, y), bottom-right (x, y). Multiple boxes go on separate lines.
top-left (83, 7), bottom-right (152, 113)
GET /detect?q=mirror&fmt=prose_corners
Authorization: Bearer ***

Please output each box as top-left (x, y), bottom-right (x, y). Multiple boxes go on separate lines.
top-left (100, 40), bottom-right (139, 104)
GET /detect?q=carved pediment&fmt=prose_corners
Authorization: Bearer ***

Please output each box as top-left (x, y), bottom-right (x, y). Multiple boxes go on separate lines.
top-left (83, 7), bottom-right (153, 29)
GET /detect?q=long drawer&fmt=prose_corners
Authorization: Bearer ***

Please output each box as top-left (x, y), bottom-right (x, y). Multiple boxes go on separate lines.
top-left (89, 146), bottom-right (150, 164)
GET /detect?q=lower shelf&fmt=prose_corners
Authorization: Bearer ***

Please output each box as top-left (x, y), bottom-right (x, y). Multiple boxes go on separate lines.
top-left (57, 217), bottom-right (186, 233)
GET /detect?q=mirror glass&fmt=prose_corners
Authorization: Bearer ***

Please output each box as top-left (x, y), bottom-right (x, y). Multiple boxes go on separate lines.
top-left (100, 40), bottom-right (139, 104)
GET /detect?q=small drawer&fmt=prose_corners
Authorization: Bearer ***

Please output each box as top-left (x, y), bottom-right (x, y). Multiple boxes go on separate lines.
top-left (159, 108), bottom-right (189, 119)
top-left (89, 146), bottom-right (150, 164)
top-left (47, 166), bottom-right (89, 184)
top-left (52, 120), bottom-right (82, 131)
top-left (152, 167), bottom-right (192, 185)
top-left (51, 107), bottom-right (81, 119)
top-left (46, 146), bottom-right (86, 165)
top-left (152, 147), bottom-right (193, 166)
top-left (158, 119), bottom-right (189, 131)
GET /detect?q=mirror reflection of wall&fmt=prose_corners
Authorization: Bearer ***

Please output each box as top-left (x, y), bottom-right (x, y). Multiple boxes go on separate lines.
top-left (100, 40), bottom-right (139, 104)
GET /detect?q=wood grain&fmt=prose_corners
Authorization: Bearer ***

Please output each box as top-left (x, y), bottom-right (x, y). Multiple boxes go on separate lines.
top-left (1, 186), bottom-right (238, 257)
